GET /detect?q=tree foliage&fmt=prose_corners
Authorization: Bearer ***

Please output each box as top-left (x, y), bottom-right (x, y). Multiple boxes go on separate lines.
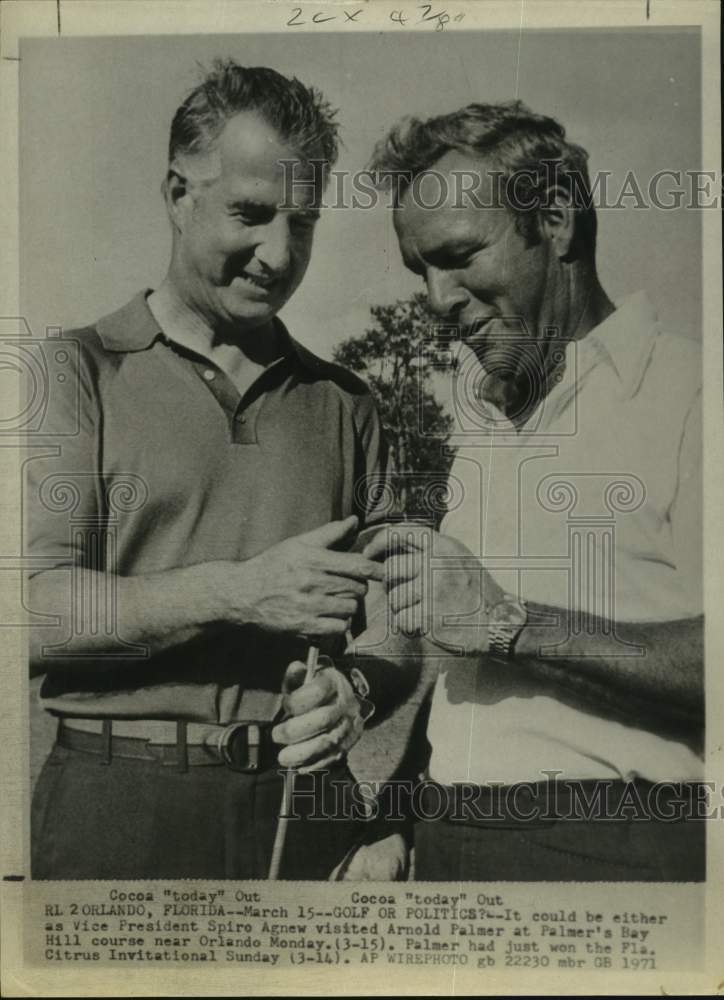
top-left (333, 293), bottom-right (456, 526)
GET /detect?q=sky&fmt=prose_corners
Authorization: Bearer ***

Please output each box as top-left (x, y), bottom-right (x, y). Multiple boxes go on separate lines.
top-left (20, 29), bottom-right (701, 357)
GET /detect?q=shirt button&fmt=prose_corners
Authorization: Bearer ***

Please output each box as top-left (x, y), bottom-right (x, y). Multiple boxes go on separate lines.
top-left (237, 415), bottom-right (246, 424)
top-left (202, 369), bottom-right (215, 382)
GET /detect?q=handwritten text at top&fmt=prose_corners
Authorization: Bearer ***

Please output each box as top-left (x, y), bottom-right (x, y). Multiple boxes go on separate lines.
top-left (286, 5), bottom-right (466, 31)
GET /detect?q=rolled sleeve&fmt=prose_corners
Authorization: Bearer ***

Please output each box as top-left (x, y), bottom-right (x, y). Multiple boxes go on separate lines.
top-left (25, 333), bottom-right (103, 576)
top-left (353, 391), bottom-right (393, 527)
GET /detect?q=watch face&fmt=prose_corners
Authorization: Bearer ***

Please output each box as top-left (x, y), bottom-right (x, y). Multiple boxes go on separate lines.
top-left (491, 599), bottom-right (527, 627)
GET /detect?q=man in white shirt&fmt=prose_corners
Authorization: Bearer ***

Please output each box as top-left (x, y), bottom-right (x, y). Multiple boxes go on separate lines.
top-left (360, 100), bottom-right (703, 880)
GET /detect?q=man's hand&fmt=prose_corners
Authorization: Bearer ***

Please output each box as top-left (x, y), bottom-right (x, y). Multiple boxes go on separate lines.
top-left (272, 658), bottom-right (367, 771)
top-left (229, 516), bottom-right (384, 638)
top-left (364, 525), bottom-right (503, 654)
top-left (330, 833), bottom-right (409, 881)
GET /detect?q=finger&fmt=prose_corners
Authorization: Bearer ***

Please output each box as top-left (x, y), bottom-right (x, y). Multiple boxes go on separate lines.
top-left (360, 846), bottom-right (405, 882)
top-left (384, 552), bottom-right (423, 588)
top-left (273, 706), bottom-right (338, 748)
top-left (280, 672), bottom-right (338, 719)
top-left (394, 605), bottom-right (427, 638)
top-left (398, 524), bottom-right (434, 547)
top-left (311, 616), bottom-right (351, 637)
top-left (327, 596), bottom-right (360, 619)
top-left (281, 660), bottom-right (308, 696)
top-left (296, 750), bottom-right (346, 773)
top-left (362, 528), bottom-right (396, 562)
top-left (296, 515), bottom-right (358, 549)
top-left (359, 834), bottom-right (409, 880)
top-left (276, 718), bottom-right (352, 768)
top-left (363, 524), bottom-right (430, 561)
top-left (323, 577), bottom-right (369, 599)
top-left (309, 596), bottom-right (357, 622)
top-left (301, 712), bottom-right (365, 769)
top-left (316, 550), bottom-right (384, 583)
top-left (389, 582), bottom-right (422, 615)
top-left (339, 846), bottom-right (371, 881)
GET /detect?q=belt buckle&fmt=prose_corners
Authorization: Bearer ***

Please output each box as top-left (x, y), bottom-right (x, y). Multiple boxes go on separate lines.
top-left (217, 722), bottom-right (265, 773)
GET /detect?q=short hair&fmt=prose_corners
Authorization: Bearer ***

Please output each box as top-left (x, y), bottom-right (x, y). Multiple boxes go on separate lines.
top-left (169, 58), bottom-right (340, 170)
top-left (369, 100), bottom-right (597, 257)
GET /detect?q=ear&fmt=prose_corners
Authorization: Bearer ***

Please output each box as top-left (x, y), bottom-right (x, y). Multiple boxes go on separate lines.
top-left (162, 168), bottom-right (193, 232)
top-left (537, 187), bottom-right (576, 261)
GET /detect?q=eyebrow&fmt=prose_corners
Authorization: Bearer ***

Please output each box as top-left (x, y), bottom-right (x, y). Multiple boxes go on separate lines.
top-left (227, 198), bottom-right (273, 211)
top-left (428, 237), bottom-right (484, 257)
top-left (227, 199), bottom-right (321, 219)
top-left (404, 237), bottom-right (484, 272)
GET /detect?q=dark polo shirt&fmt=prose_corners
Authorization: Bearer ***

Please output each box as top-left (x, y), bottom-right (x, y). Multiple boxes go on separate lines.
top-left (27, 292), bottom-right (388, 722)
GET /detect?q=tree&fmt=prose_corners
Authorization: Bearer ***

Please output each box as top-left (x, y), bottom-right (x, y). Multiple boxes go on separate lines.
top-left (333, 293), bottom-right (456, 526)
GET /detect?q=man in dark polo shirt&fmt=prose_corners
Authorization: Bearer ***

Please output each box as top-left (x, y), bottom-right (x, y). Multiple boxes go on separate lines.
top-left (27, 60), bottom-right (393, 880)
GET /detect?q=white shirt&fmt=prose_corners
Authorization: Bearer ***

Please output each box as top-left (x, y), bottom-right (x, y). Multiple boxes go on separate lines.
top-left (429, 292), bottom-right (703, 784)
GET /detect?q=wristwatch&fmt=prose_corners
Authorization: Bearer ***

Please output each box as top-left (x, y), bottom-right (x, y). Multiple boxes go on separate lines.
top-left (347, 667), bottom-right (376, 723)
top-left (488, 594), bottom-right (528, 659)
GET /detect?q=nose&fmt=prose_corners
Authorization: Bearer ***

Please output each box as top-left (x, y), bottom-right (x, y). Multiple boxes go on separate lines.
top-left (254, 217), bottom-right (292, 275)
top-left (425, 268), bottom-right (469, 321)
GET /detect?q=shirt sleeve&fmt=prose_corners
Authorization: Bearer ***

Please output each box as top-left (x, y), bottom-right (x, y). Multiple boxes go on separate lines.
top-left (353, 391), bottom-right (396, 527)
top-left (668, 388), bottom-right (703, 615)
top-left (24, 332), bottom-right (103, 577)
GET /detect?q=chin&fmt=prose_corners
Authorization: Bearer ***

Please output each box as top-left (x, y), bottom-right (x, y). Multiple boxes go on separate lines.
top-left (481, 379), bottom-right (514, 411)
top-left (476, 361), bottom-right (528, 409)
top-left (222, 296), bottom-right (279, 326)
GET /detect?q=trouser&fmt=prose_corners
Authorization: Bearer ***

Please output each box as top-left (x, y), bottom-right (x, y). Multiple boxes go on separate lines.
top-left (32, 741), bottom-right (362, 880)
top-left (413, 780), bottom-right (706, 882)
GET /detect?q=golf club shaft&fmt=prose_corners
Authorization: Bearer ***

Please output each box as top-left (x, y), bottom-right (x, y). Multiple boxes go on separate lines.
top-left (267, 643), bottom-right (320, 880)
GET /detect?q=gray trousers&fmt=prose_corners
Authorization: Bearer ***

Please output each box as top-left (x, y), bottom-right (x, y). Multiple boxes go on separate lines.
top-left (414, 780), bottom-right (706, 881)
top-left (32, 742), bottom-right (362, 880)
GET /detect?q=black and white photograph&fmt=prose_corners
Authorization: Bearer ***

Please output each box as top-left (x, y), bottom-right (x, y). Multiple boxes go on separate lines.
top-left (1, 0), bottom-right (722, 995)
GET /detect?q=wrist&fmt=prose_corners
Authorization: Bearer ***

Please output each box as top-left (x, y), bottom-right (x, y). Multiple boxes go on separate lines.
top-left (486, 593), bottom-right (528, 661)
top-left (434, 570), bottom-right (506, 656)
top-left (204, 560), bottom-right (254, 626)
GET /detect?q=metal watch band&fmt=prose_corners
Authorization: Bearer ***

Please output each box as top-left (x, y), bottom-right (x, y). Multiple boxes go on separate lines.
top-left (488, 624), bottom-right (515, 658)
top-left (487, 595), bottom-right (528, 659)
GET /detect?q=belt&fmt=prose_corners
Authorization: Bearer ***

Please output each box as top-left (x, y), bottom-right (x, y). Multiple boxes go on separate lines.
top-left (56, 717), bottom-right (283, 773)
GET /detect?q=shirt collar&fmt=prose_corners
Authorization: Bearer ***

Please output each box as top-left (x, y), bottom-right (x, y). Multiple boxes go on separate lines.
top-left (95, 289), bottom-right (320, 375)
top-left (96, 291), bottom-right (163, 352)
top-left (468, 291), bottom-right (662, 433)
top-left (582, 290), bottom-right (660, 400)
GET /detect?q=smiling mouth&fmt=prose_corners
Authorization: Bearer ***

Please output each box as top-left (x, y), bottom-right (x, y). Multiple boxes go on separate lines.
top-left (464, 316), bottom-right (497, 347)
top-left (469, 316), bottom-right (496, 336)
top-left (234, 271), bottom-right (278, 291)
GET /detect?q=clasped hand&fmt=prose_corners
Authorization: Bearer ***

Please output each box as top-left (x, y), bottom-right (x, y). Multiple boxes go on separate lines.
top-left (362, 524), bottom-right (503, 654)
top-left (232, 515), bottom-right (383, 638)
top-left (272, 658), bottom-right (364, 771)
